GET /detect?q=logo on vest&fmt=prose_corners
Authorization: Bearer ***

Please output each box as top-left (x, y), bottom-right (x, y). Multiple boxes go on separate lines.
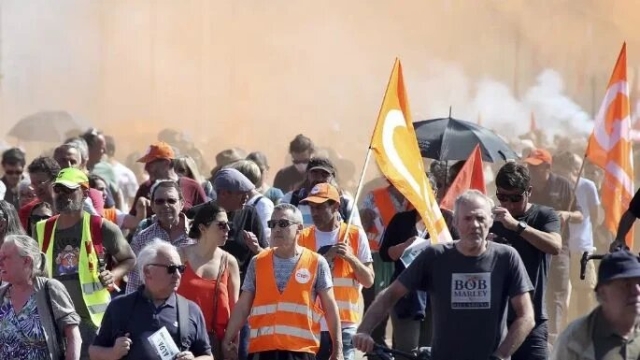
top-left (295, 268), bottom-right (312, 284)
top-left (451, 273), bottom-right (491, 309)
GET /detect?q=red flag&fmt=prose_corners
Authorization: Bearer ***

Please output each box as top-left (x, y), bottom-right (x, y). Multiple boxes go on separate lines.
top-left (440, 145), bottom-right (486, 211)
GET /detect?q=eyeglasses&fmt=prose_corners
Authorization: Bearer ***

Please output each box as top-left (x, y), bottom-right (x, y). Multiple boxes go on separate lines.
top-left (53, 186), bottom-right (77, 195)
top-left (153, 198), bottom-right (179, 206)
top-left (496, 192), bottom-right (525, 203)
top-left (148, 263), bottom-right (186, 275)
top-left (215, 221), bottom-right (231, 230)
top-left (4, 170), bottom-right (22, 176)
top-left (267, 219), bottom-right (300, 229)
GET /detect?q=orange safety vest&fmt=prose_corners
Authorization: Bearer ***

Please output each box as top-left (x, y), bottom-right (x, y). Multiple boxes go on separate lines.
top-left (248, 248), bottom-right (323, 354)
top-left (365, 187), bottom-right (401, 252)
top-left (298, 223), bottom-right (361, 324)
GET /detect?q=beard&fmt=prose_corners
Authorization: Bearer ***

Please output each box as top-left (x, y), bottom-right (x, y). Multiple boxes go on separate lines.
top-left (54, 197), bottom-right (84, 213)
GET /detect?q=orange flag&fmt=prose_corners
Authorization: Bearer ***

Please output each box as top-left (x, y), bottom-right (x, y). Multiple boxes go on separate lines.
top-left (530, 111), bottom-right (537, 133)
top-left (440, 145), bottom-right (486, 211)
top-left (586, 42), bottom-right (634, 247)
top-left (370, 59), bottom-right (452, 244)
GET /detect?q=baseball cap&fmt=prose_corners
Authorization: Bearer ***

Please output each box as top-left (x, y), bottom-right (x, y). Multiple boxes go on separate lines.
top-left (54, 168), bottom-right (89, 189)
top-left (213, 168), bottom-right (255, 192)
top-left (524, 148), bottom-right (552, 166)
top-left (596, 250), bottom-right (640, 289)
top-left (300, 183), bottom-right (340, 204)
top-left (137, 142), bottom-right (175, 163)
top-left (307, 157), bottom-right (336, 175)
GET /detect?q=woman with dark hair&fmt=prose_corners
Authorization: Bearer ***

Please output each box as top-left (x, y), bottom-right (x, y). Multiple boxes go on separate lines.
top-left (0, 200), bottom-right (25, 246)
top-left (177, 201), bottom-right (241, 359)
top-left (27, 202), bottom-right (53, 238)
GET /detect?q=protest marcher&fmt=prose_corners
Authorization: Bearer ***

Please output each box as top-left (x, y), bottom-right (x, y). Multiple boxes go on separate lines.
top-left (354, 190), bottom-right (535, 360)
top-left (34, 168), bottom-right (136, 359)
top-left (0, 234), bottom-right (82, 360)
top-left (222, 203), bottom-right (343, 360)
top-left (491, 162), bottom-right (562, 360)
top-left (273, 134), bottom-right (315, 193)
top-left (1, 147), bottom-right (27, 210)
top-left (90, 240), bottom-right (213, 360)
top-left (551, 250), bottom-right (640, 360)
top-left (297, 182), bottom-right (373, 360)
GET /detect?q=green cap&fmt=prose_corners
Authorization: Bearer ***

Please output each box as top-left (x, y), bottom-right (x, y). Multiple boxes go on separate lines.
top-left (54, 168), bottom-right (89, 189)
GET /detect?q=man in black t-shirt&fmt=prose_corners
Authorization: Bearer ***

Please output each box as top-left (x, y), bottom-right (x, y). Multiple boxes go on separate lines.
top-left (491, 162), bottom-right (562, 360)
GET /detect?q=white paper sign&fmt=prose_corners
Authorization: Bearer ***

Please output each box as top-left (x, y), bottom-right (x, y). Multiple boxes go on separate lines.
top-left (400, 237), bottom-right (429, 268)
top-left (147, 326), bottom-right (180, 360)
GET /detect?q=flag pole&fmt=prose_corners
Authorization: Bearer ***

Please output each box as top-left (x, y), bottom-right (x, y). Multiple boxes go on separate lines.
top-left (340, 58), bottom-right (399, 242)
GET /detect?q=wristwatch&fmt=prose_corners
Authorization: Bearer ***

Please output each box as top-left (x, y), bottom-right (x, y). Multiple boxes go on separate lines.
top-left (516, 221), bottom-right (527, 235)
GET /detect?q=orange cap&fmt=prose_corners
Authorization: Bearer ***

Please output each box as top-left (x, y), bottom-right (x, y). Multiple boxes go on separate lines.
top-left (300, 183), bottom-right (340, 204)
top-left (137, 142), bottom-right (175, 163)
top-left (524, 148), bottom-right (552, 166)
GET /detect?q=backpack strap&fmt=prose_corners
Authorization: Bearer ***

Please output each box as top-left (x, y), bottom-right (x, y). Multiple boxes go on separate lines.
top-left (42, 215), bottom-right (60, 253)
top-left (177, 294), bottom-right (191, 351)
top-left (249, 196), bottom-right (264, 207)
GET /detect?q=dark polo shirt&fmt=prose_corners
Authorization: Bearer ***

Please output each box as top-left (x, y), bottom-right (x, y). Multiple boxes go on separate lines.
top-left (93, 287), bottom-right (211, 359)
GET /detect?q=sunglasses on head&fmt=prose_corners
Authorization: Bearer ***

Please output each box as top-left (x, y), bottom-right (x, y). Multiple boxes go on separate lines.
top-left (496, 192), bottom-right (525, 203)
top-left (148, 263), bottom-right (186, 274)
top-left (153, 198), bottom-right (179, 206)
top-left (267, 219), bottom-right (299, 229)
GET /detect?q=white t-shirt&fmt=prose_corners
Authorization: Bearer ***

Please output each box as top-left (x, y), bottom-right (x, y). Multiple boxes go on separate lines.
top-left (568, 178), bottom-right (600, 252)
top-left (248, 193), bottom-right (274, 242)
top-left (313, 226), bottom-right (373, 330)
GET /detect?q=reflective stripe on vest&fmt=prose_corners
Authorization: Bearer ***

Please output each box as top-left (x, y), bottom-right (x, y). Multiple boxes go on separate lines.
top-left (248, 248), bottom-right (322, 354)
top-left (36, 212), bottom-right (110, 327)
top-left (366, 188), bottom-right (404, 251)
top-left (298, 223), bottom-right (362, 324)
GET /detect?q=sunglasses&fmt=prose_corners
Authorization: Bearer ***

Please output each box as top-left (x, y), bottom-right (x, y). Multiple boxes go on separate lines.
top-left (153, 198), bottom-right (179, 206)
top-left (267, 219), bottom-right (299, 229)
top-left (53, 186), bottom-right (78, 195)
top-left (214, 221), bottom-right (231, 230)
top-left (148, 263), bottom-right (186, 275)
top-left (4, 170), bottom-right (22, 176)
top-left (496, 192), bottom-right (525, 203)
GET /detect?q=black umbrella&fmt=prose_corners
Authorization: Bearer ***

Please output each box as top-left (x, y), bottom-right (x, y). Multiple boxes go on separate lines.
top-left (414, 117), bottom-right (519, 162)
top-left (7, 111), bottom-right (89, 143)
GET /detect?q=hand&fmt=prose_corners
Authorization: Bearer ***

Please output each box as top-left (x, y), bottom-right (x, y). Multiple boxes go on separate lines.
top-left (557, 211), bottom-right (570, 224)
top-left (610, 238), bottom-right (629, 252)
top-left (111, 333), bottom-right (132, 359)
top-left (335, 242), bottom-right (355, 261)
top-left (492, 207), bottom-right (518, 231)
top-left (242, 230), bottom-right (261, 254)
top-left (223, 341), bottom-right (238, 360)
top-left (136, 197), bottom-right (151, 214)
top-left (175, 351), bottom-right (195, 360)
top-left (404, 236), bottom-right (419, 247)
top-left (98, 270), bottom-right (114, 287)
top-left (353, 332), bottom-right (375, 353)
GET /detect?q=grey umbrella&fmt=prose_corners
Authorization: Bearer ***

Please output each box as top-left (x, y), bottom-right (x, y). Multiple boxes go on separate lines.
top-left (7, 111), bottom-right (89, 143)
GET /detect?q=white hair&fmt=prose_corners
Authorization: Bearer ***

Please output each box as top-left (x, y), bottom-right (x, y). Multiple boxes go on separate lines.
top-left (3, 234), bottom-right (46, 278)
top-left (273, 203), bottom-right (303, 224)
top-left (137, 239), bottom-right (180, 284)
top-left (64, 139), bottom-right (89, 162)
top-left (453, 189), bottom-right (495, 219)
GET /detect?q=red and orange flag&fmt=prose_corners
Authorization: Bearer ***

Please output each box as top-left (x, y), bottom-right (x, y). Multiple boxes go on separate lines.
top-left (370, 59), bottom-right (452, 244)
top-left (440, 144), bottom-right (486, 212)
top-left (586, 43), bottom-right (634, 247)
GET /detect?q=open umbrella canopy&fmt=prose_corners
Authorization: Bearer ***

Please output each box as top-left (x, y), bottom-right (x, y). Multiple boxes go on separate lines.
top-left (414, 117), bottom-right (519, 162)
top-left (7, 111), bottom-right (89, 143)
